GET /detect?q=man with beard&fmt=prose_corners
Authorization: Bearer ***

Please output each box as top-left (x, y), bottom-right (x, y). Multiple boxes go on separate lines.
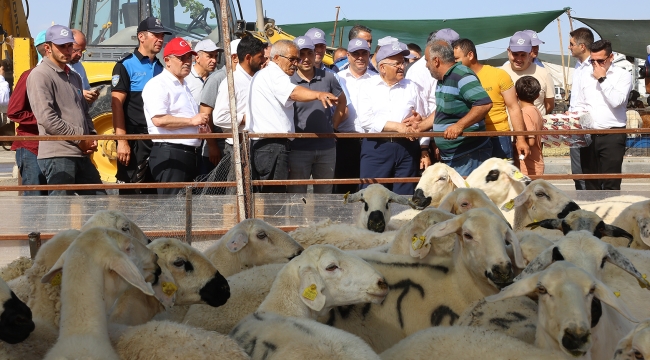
top-left (68, 30), bottom-right (98, 104)
top-left (142, 38), bottom-right (210, 195)
top-left (111, 17), bottom-right (171, 194)
top-left (287, 36), bottom-right (346, 194)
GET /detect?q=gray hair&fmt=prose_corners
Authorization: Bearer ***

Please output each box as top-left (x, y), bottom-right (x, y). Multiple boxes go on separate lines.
top-left (270, 40), bottom-right (298, 58)
top-left (427, 40), bottom-right (455, 64)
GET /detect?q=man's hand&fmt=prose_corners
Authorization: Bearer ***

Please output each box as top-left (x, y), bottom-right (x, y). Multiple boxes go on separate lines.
top-left (515, 137), bottom-right (530, 159)
top-left (83, 89), bottom-right (99, 104)
top-left (190, 113), bottom-right (210, 127)
top-left (402, 110), bottom-right (422, 128)
top-left (592, 61), bottom-right (607, 80)
top-left (79, 139), bottom-right (98, 154)
top-left (317, 92), bottom-right (338, 108)
top-left (208, 143), bottom-right (221, 165)
top-left (420, 149), bottom-right (431, 170)
top-left (116, 140), bottom-right (131, 166)
top-left (443, 123), bottom-right (464, 140)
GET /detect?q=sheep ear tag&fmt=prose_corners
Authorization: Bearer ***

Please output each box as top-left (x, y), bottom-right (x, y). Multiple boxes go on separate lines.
top-left (410, 234), bottom-right (431, 259)
top-left (226, 232), bottom-right (249, 253)
top-left (512, 170), bottom-right (530, 182)
top-left (109, 254), bottom-right (155, 296)
top-left (302, 284), bottom-right (318, 301)
top-left (152, 271), bottom-right (177, 309)
top-left (501, 199), bottom-right (516, 212)
top-left (41, 255), bottom-right (65, 285)
top-left (299, 267), bottom-right (326, 311)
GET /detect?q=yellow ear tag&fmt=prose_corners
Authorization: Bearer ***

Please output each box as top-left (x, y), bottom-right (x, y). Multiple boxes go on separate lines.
top-left (614, 291), bottom-right (621, 298)
top-left (302, 284), bottom-right (318, 301)
top-left (50, 272), bottom-right (62, 287)
top-left (411, 236), bottom-right (424, 251)
top-left (464, 181), bottom-right (470, 188)
top-left (643, 274), bottom-right (647, 280)
top-left (501, 199), bottom-right (515, 212)
top-left (343, 191), bottom-right (350, 203)
top-left (513, 171), bottom-right (524, 180)
top-left (162, 282), bottom-right (178, 296)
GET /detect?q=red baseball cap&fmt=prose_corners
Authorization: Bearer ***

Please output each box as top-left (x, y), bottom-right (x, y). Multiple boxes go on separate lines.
top-left (164, 38), bottom-right (197, 57)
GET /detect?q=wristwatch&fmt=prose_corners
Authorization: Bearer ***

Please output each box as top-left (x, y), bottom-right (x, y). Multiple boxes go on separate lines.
top-left (598, 76), bottom-right (606, 83)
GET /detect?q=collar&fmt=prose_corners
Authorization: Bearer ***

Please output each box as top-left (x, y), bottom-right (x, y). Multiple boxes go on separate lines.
top-left (378, 76), bottom-right (406, 88)
top-left (268, 61), bottom-right (289, 76)
top-left (190, 65), bottom-right (204, 80)
top-left (292, 67), bottom-right (325, 83)
top-left (442, 62), bottom-right (460, 80)
top-left (42, 57), bottom-right (67, 73)
top-left (342, 68), bottom-right (377, 79)
top-left (236, 64), bottom-right (253, 80)
top-left (134, 48), bottom-right (161, 65)
top-left (161, 68), bottom-right (184, 85)
top-left (577, 55), bottom-right (591, 68)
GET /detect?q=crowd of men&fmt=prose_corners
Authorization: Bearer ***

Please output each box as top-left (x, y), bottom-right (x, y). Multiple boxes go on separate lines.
top-left (7, 17), bottom-right (635, 196)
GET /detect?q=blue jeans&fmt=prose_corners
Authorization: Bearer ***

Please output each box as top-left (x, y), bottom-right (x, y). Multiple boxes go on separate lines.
top-left (15, 148), bottom-right (47, 196)
top-left (444, 140), bottom-right (493, 176)
top-left (491, 136), bottom-right (513, 159)
top-left (38, 157), bottom-right (106, 196)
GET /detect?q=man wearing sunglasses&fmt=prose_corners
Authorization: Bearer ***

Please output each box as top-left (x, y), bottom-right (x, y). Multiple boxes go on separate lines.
top-left (575, 39), bottom-right (632, 191)
top-left (68, 30), bottom-right (97, 104)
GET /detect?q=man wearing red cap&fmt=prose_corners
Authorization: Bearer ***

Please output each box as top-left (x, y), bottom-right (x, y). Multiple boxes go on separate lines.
top-left (142, 38), bottom-right (210, 195)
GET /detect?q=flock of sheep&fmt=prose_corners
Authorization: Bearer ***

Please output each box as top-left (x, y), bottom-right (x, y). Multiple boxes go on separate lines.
top-left (2, 157), bottom-right (650, 359)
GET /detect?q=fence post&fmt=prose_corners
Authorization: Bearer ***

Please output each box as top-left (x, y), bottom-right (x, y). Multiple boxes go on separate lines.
top-left (185, 186), bottom-right (192, 245)
top-left (28, 232), bottom-right (41, 259)
top-left (241, 131), bottom-right (254, 218)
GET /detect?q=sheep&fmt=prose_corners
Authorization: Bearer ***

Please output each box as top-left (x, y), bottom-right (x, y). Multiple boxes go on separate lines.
top-left (204, 218), bottom-right (304, 277)
top-left (486, 261), bottom-right (637, 359)
top-left (607, 200), bottom-right (650, 250)
top-left (614, 319), bottom-right (650, 360)
top-left (0, 277), bottom-right (34, 344)
top-left (229, 244), bottom-right (387, 360)
top-left (109, 237), bottom-right (231, 326)
top-left (388, 208), bottom-right (456, 258)
top-left (0, 257), bottom-right (33, 282)
top-left (526, 209), bottom-right (634, 246)
top-left (466, 157), bottom-right (531, 208)
top-left (410, 162), bottom-right (467, 209)
top-left (320, 208), bottom-right (525, 353)
top-left (578, 195), bottom-right (649, 224)
top-left (438, 187), bottom-right (510, 225)
top-left (517, 231), bottom-right (555, 266)
top-left (41, 228), bottom-right (157, 360)
top-left (509, 179), bottom-right (581, 231)
top-left (379, 326), bottom-right (567, 360)
top-left (289, 219), bottom-right (398, 251)
top-left (344, 184), bottom-right (416, 232)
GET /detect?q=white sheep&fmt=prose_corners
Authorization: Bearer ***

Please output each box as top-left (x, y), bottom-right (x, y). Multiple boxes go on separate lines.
top-left (41, 228), bottom-right (157, 360)
top-left (486, 261), bottom-right (637, 359)
top-left (0, 257), bottom-right (33, 282)
top-left (466, 157), bottom-right (530, 208)
top-left (614, 319), bottom-right (650, 360)
top-left (229, 244), bottom-right (387, 360)
top-left (607, 200), bottom-right (650, 250)
top-left (438, 187), bottom-right (510, 225)
top-left (344, 184), bottom-right (416, 232)
top-left (289, 219), bottom-right (398, 251)
top-left (379, 326), bottom-right (567, 360)
top-left (410, 162), bottom-right (467, 209)
top-left (510, 179), bottom-right (581, 231)
top-left (578, 195), bottom-right (649, 224)
top-left (0, 277), bottom-right (34, 344)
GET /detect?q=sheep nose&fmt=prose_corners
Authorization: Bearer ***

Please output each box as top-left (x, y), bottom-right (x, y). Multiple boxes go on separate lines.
top-left (562, 328), bottom-right (590, 354)
top-left (367, 211), bottom-right (386, 233)
top-left (377, 278), bottom-right (388, 290)
top-left (288, 249), bottom-right (303, 261)
top-left (412, 189), bottom-right (431, 208)
top-left (490, 263), bottom-right (514, 283)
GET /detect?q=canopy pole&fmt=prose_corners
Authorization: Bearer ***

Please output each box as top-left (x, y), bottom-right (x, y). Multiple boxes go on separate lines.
top-left (566, 9), bottom-right (574, 99)
top-left (557, 18), bottom-right (568, 102)
top-left (331, 6), bottom-right (340, 47)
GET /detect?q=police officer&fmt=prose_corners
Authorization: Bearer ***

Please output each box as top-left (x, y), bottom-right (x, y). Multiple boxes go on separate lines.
top-left (111, 17), bottom-right (171, 194)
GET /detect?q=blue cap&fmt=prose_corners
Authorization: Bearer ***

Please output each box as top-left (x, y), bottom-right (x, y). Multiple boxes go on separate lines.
top-left (375, 41), bottom-right (411, 64)
top-left (34, 30), bottom-right (47, 46)
top-left (509, 31), bottom-right (532, 53)
top-left (305, 28), bottom-right (327, 45)
top-left (293, 36), bottom-right (315, 51)
top-left (46, 25), bottom-right (75, 45)
top-left (431, 29), bottom-right (459, 44)
top-left (523, 30), bottom-right (544, 46)
top-left (347, 38), bottom-right (370, 53)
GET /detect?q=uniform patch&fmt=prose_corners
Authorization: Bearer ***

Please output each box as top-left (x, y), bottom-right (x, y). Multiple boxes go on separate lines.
top-left (112, 75), bottom-right (120, 87)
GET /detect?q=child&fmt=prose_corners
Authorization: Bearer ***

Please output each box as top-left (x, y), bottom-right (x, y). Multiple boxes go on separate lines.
top-left (514, 76), bottom-right (544, 175)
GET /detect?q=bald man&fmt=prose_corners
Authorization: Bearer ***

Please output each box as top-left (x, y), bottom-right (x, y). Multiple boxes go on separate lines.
top-left (69, 29), bottom-right (98, 104)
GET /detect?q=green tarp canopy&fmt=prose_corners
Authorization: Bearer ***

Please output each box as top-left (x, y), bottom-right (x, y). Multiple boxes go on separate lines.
top-left (573, 17), bottom-right (650, 59)
top-left (278, 9), bottom-right (568, 49)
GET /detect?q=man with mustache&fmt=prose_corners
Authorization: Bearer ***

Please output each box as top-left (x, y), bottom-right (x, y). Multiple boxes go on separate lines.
top-left (111, 17), bottom-right (171, 194)
top-left (142, 38), bottom-right (210, 195)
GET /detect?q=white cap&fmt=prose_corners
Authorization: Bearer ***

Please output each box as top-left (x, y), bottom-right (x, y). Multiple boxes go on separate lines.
top-left (194, 39), bottom-right (221, 52)
top-left (647, 45), bottom-right (650, 55)
top-left (230, 39), bottom-right (241, 55)
top-left (377, 36), bottom-right (399, 47)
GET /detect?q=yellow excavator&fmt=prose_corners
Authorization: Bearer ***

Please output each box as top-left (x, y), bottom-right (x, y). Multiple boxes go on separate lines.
top-left (1, 0), bottom-right (310, 181)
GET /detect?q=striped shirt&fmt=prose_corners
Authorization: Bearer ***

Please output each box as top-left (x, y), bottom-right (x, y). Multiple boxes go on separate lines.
top-left (433, 63), bottom-right (492, 160)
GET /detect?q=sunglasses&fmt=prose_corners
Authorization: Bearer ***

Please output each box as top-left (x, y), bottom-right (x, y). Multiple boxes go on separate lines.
top-left (589, 58), bottom-right (608, 65)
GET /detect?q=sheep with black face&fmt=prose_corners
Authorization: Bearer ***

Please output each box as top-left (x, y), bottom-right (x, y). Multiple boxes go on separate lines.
top-left (344, 184), bottom-right (416, 233)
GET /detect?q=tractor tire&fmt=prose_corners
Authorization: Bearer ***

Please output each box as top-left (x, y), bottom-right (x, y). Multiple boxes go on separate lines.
top-left (88, 84), bottom-right (118, 183)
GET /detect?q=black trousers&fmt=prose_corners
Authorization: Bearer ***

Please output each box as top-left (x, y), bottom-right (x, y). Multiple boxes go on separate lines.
top-left (149, 143), bottom-right (198, 195)
top-left (333, 138), bottom-right (361, 194)
top-left (116, 126), bottom-right (156, 194)
top-left (250, 139), bottom-right (290, 193)
top-left (579, 129), bottom-right (626, 190)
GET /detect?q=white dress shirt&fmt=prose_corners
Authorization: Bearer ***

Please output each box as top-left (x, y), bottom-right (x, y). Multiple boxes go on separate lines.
top-left (405, 57), bottom-right (437, 116)
top-left (213, 64), bottom-right (252, 145)
top-left (142, 69), bottom-right (201, 147)
top-left (575, 63), bottom-right (632, 129)
top-left (185, 65), bottom-right (206, 107)
top-left (0, 75), bottom-right (9, 113)
top-left (337, 68), bottom-right (378, 133)
top-left (246, 61), bottom-right (297, 135)
top-left (357, 76), bottom-right (427, 144)
top-left (569, 55), bottom-right (591, 112)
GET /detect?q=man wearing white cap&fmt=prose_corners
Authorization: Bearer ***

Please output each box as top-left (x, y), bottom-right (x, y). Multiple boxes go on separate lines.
top-left (523, 29), bottom-right (545, 68)
top-left (501, 31), bottom-right (555, 115)
top-left (142, 38), bottom-right (210, 195)
top-left (198, 38), bottom-right (241, 175)
top-left (356, 41), bottom-right (426, 195)
top-left (334, 38), bottom-right (378, 194)
top-left (186, 39), bottom-right (221, 104)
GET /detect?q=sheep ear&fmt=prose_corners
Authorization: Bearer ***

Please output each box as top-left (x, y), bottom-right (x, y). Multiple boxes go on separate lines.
top-left (41, 255), bottom-right (66, 284)
top-left (109, 254), bottom-right (155, 296)
top-left (637, 218), bottom-right (650, 247)
top-left (513, 246), bottom-right (558, 282)
top-left (298, 265), bottom-right (326, 312)
top-left (447, 167), bottom-right (467, 189)
top-left (486, 272), bottom-right (540, 303)
top-left (506, 228), bottom-right (525, 269)
top-left (388, 192), bottom-right (417, 209)
top-left (226, 231), bottom-right (249, 253)
top-left (513, 191), bottom-right (530, 208)
top-left (344, 189), bottom-right (364, 204)
top-left (151, 268), bottom-right (177, 309)
top-left (593, 278), bottom-right (638, 323)
top-left (526, 219), bottom-right (562, 231)
top-left (423, 215), bottom-right (465, 238)
top-left (412, 231), bottom-right (433, 259)
top-left (605, 244), bottom-right (650, 289)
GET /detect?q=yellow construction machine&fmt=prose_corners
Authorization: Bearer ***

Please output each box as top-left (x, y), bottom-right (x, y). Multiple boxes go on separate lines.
top-left (1, 0), bottom-right (304, 181)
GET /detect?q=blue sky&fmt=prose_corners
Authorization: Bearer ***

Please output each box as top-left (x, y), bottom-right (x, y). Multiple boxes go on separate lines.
top-left (24, 0), bottom-right (645, 59)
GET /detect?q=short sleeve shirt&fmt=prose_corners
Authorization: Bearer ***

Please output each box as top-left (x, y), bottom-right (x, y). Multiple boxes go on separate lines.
top-left (434, 63), bottom-right (492, 160)
top-left (246, 61), bottom-right (297, 135)
top-left (213, 64), bottom-right (252, 145)
top-left (476, 65), bottom-right (514, 131)
top-left (185, 65), bottom-right (205, 107)
top-left (290, 68), bottom-right (342, 150)
top-left (200, 67), bottom-right (226, 108)
top-left (111, 49), bottom-right (164, 129)
top-left (501, 62), bottom-right (555, 115)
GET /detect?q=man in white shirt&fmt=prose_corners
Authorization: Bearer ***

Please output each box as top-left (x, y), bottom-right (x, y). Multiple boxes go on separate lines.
top-left (334, 38), bottom-right (377, 194)
top-left (212, 36), bottom-right (267, 192)
top-left (568, 27), bottom-right (594, 190)
top-left (142, 37), bottom-right (210, 195)
top-left (247, 40), bottom-right (338, 193)
top-left (357, 41), bottom-right (426, 195)
top-left (577, 40), bottom-right (632, 191)
top-left (69, 30), bottom-right (98, 104)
